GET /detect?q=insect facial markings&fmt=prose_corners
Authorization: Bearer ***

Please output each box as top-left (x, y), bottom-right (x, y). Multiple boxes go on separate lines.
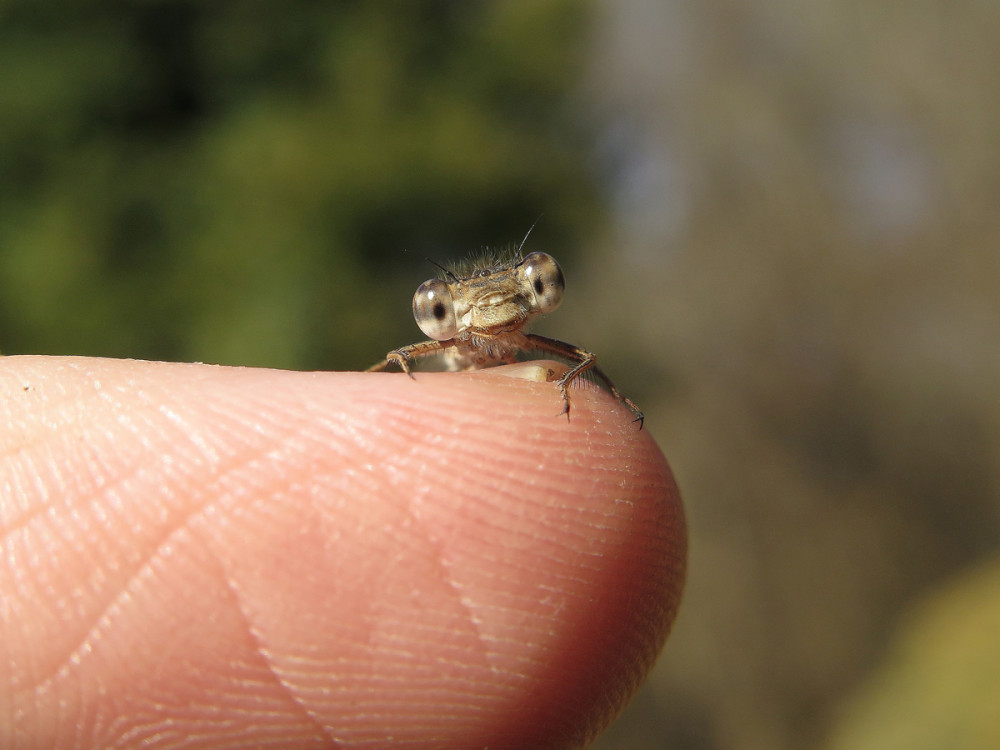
top-left (412, 251), bottom-right (568, 340)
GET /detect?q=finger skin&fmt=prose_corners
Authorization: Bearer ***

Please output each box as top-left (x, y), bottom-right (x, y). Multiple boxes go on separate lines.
top-left (0, 356), bottom-right (686, 750)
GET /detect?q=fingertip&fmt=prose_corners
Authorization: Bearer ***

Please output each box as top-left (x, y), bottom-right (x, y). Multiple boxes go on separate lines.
top-left (3, 356), bottom-right (685, 749)
top-left (297, 364), bottom-right (687, 745)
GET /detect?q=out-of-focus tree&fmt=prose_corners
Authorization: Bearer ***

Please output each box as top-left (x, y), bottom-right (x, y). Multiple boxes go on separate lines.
top-left (0, 0), bottom-right (602, 368)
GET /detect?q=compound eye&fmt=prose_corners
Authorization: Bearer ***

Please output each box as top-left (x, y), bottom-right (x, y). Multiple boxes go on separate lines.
top-left (521, 251), bottom-right (565, 314)
top-left (412, 278), bottom-right (459, 340)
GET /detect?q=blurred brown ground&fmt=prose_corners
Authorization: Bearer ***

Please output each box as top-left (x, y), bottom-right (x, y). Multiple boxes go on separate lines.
top-left (579, 1), bottom-right (1000, 748)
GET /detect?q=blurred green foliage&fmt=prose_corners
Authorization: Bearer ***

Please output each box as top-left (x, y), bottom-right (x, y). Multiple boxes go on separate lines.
top-left (826, 557), bottom-right (1000, 750)
top-left (0, 0), bottom-right (602, 368)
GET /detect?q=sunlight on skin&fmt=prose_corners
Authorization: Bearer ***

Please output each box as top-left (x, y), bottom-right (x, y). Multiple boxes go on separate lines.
top-left (0, 356), bottom-right (686, 750)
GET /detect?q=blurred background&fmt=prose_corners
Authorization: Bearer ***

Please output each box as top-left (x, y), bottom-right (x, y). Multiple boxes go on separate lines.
top-left (2, 1), bottom-right (997, 748)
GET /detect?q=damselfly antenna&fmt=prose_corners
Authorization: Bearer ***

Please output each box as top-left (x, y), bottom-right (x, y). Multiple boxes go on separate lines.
top-left (425, 257), bottom-right (460, 283)
top-left (515, 216), bottom-right (542, 261)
